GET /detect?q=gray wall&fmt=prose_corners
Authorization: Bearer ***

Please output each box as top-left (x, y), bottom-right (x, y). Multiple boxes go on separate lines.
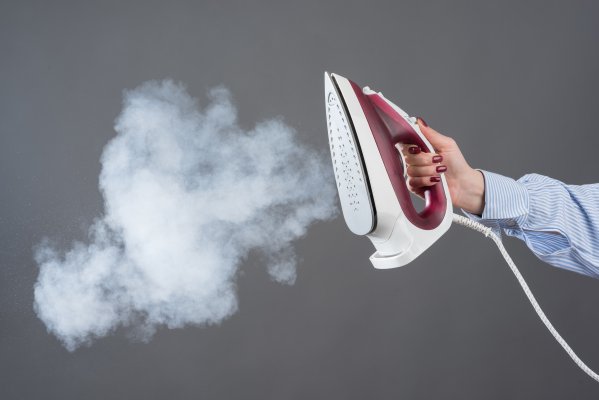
top-left (2, 1), bottom-right (599, 398)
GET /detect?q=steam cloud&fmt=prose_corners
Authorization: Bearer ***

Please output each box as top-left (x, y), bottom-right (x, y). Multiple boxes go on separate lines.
top-left (34, 80), bottom-right (337, 350)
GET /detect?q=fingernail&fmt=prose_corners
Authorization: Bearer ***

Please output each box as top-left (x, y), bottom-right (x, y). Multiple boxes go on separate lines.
top-left (417, 117), bottom-right (429, 127)
top-left (430, 176), bottom-right (441, 183)
top-left (432, 155), bottom-right (443, 163)
top-left (408, 146), bottom-right (421, 154)
top-left (436, 165), bottom-right (447, 173)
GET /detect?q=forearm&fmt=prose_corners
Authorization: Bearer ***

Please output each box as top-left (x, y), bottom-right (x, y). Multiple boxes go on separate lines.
top-left (460, 170), bottom-right (599, 278)
top-left (454, 168), bottom-right (485, 216)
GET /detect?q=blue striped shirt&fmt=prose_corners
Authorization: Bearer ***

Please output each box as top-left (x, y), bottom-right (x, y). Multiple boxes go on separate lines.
top-left (461, 170), bottom-right (599, 279)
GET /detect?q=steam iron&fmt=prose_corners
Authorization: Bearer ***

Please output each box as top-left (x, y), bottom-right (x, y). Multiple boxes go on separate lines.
top-left (324, 72), bottom-right (453, 269)
top-left (324, 72), bottom-right (599, 383)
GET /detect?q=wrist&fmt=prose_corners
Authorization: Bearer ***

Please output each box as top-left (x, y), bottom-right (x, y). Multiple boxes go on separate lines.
top-left (457, 168), bottom-right (485, 215)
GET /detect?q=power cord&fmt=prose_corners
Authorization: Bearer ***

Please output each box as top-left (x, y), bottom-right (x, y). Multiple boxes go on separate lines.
top-left (452, 213), bottom-right (599, 383)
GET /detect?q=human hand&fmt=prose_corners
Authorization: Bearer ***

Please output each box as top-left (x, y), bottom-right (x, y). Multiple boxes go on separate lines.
top-left (399, 118), bottom-right (485, 215)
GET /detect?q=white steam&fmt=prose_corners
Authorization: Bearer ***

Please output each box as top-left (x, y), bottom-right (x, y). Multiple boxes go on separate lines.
top-left (34, 80), bottom-right (337, 350)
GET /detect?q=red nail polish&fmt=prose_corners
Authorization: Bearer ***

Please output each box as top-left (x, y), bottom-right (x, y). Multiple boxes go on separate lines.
top-left (430, 176), bottom-right (441, 183)
top-left (433, 155), bottom-right (443, 163)
top-left (408, 146), bottom-right (421, 154)
top-left (436, 165), bottom-right (447, 173)
top-left (417, 117), bottom-right (429, 127)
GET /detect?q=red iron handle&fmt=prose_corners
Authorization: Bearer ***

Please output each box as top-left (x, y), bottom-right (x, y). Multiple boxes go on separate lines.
top-left (351, 82), bottom-right (447, 230)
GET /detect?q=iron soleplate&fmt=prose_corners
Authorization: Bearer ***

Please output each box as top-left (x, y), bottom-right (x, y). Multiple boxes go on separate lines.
top-left (324, 72), bottom-right (375, 236)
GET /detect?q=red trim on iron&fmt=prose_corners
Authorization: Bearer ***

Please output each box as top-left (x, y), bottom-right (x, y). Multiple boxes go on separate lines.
top-left (348, 81), bottom-right (447, 230)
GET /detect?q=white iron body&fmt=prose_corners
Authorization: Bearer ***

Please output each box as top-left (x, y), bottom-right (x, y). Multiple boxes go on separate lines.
top-left (325, 72), bottom-right (453, 269)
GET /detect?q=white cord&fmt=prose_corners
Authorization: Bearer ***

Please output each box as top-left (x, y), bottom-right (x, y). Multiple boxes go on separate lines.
top-left (452, 213), bottom-right (599, 383)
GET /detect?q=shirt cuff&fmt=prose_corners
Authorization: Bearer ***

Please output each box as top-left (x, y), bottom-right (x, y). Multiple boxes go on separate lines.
top-left (461, 170), bottom-right (530, 237)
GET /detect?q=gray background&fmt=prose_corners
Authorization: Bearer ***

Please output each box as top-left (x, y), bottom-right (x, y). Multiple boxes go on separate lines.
top-left (2, 0), bottom-right (599, 398)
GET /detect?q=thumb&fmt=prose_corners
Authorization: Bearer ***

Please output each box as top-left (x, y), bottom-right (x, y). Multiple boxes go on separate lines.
top-left (416, 117), bottom-right (454, 152)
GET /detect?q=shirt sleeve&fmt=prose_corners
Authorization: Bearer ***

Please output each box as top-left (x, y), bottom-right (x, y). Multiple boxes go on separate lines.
top-left (461, 170), bottom-right (599, 279)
